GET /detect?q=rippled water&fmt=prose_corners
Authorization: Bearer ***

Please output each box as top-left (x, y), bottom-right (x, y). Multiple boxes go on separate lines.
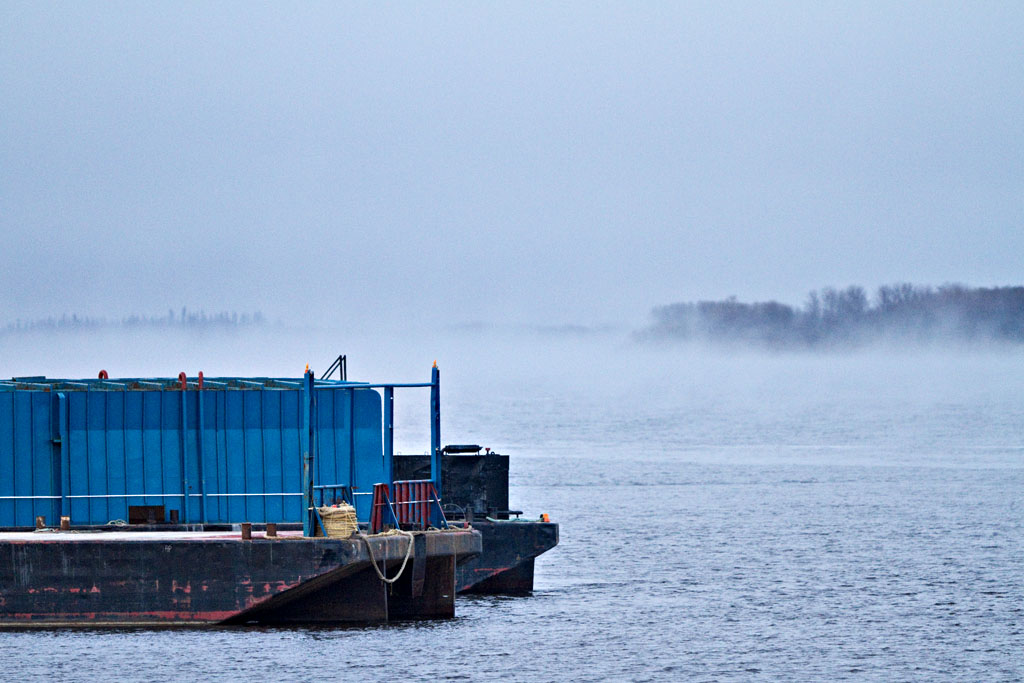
top-left (1, 338), bottom-right (1022, 681)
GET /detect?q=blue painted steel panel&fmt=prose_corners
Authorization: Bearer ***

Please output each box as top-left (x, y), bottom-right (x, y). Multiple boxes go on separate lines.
top-left (30, 393), bottom-right (53, 524)
top-left (13, 393), bottom-right (32, 525)
top-left (141, 391), bottom-right (164, 508)
top-left (208, 391), bottom-right (228, 521)
top-left (0, 393), bottom-right (14, 525)
top-left (281, 392), bottom-right (303, 521)
top-left (105, 392), bottom-right (125, 520)
top-left (261, 391), bottom-right (284, 524)
top-left (123, 393), bottom-right (144, 513)
top-left (160, 393), bottom-right (182, 518)
top-left (223, 391), bottom-right (246, 522)
top-left (242, 390), bottom-right (264, 522)
top-left (0, 392), bottom-right (60, 527)
top-left (349, 389), bottom-right (385, 520)
top-left (0, 376), bottom-right (416, 528)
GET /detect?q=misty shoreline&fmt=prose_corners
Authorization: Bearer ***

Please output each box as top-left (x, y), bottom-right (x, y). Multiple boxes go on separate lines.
top-left (1, 309), bottom-right (265, 336)
top-left (4, 284), bottom-right (1024, 353)
top-left (638, 284), bottom-right (1024, 349)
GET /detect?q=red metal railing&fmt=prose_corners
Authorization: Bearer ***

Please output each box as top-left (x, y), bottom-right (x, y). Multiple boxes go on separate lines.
top-left (370, 480), bottom-right (447, 533)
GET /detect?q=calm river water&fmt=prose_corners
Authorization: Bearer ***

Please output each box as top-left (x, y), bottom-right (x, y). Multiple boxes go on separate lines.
top-left (1, 331), bottom-right (1021, 681)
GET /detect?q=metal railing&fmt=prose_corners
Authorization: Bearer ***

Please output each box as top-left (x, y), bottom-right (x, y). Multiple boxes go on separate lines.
top-left (369, 480), bottom-right (448, 533)
top-left (313, 484), bottom-right (352, 507)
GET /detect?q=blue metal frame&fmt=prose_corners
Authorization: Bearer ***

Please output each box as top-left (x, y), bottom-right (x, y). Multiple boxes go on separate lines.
top-left (313, 484), bottom-right (352, 506)
top-left (430, 364), bottom-right (441, 500)
top-left (0, 365), bottom-right (443, 533)
top-left (383, 386), bottom-right (394, 487)
top-left (301, 370), bottom-right (314, 537)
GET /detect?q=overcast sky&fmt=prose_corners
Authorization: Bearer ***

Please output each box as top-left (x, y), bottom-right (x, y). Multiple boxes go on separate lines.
top-left (2, 2), bottom-right (1021, 329)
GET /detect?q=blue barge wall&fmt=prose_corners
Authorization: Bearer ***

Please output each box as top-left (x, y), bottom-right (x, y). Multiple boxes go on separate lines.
top-left (0, 377), bottom-right (388, 527)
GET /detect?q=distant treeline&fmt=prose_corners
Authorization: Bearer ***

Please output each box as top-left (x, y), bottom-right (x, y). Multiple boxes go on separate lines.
top-left (639, 285), bottom-right (1024, 348)
top-left (2, 308), bottom-right (265, 335)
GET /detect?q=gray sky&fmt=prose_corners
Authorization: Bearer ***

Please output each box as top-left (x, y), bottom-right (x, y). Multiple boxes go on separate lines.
top-left (2, 2), bottom-right (1022, 329)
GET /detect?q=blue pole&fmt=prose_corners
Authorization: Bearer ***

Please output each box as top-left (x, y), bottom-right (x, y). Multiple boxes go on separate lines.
top-left (56, 393), bottom-right (69, 521)
top-left (384, 386), bottom-right (394, 488)
top-left (179, 382), bottom-right (190, 524)
top-left (429, 363), bottom-right (441, 496)
top-left (302, 370), bottom-right (315, 537)
top-left (197, 380), bottom-right (207, 524)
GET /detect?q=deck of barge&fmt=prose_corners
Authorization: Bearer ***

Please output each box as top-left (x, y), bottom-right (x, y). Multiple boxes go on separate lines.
top-left (0, 529), bottom-right (481, 627)
top-left (0, 530), bottom-right (307, 541)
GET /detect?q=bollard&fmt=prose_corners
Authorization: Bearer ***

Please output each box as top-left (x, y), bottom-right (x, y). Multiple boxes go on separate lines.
top-left (241, 522), bottom-right (252, 540)
top-left (60, 516), bottom-right (70, 531)
top-left (35, 516), bottom-right (45, 529)
top-left (266, 523), bottom-right (277, 538)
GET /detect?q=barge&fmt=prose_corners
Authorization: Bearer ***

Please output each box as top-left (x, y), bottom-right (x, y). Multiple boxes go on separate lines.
top-left (0, 363), bottom-right (557, 626)
top-left (395, 448), bottom-right (558, 594)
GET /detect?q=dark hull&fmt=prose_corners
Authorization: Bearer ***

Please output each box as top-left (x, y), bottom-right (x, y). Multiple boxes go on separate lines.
top-left (457, 521), bottom-right (559, 594)
top-left (0, 530), bottom-right (480, 627)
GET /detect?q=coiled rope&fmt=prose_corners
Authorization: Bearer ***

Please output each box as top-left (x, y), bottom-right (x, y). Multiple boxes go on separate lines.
top-left (359, 529), bottom-right (416, 584)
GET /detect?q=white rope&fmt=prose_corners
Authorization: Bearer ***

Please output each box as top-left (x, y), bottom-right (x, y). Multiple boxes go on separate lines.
top-left (359, 530), bottom-right (416, 584)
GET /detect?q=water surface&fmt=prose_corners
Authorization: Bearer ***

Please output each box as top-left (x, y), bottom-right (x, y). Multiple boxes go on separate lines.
top-left (1, 335), bottom-right (1021, 681)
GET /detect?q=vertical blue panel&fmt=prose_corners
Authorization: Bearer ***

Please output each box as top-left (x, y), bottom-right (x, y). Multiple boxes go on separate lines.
top-left (123, 393), bottom-right (145, 510)
top-left (13, 393), bottom-right (34, 525)
top-left (345, 390), bottom-right (355, 497)
top-left (104, 392), bottom-right (127, 523)
top-left (49, 394), bottom-right (63, 524)
top-left (316, 390), bottom-right (334, 490)
top-left (160, 392), bottom-right (182, 519)
top-left (282, 391), bottom-right (302, 521)
top-left (30, 393), bottom-right (54, 524)
top-left (195, 390), bottom-right (207, 523)
top-left (321, 389), bottom-right (352, 491)
top-left (183, 392), bottom-right (199, 519)
top-left (141, 392), bottom-right (163, 507)
top-left (86, 392), bottom-right (109, 523)
top-left (67, 393), bottom-right (89, 523)
top-left (215, 391), bottom-right (229, 523)
top-left (0, 394), bottom-right (14, 525)
top-left (305, 388), bottom-right (384, 522)
top-left (199, 391), bottom-right (218, 522)
top-left (313, 390), bottom-right (329, 492)
top-left (242, 391), bottom-right (265, 522)
top-left (335, 390), bottom-right (349, 493)
top-left (351, 389), bottom-right (384, 521)
top-left (262, 391), bottom-right (283, 522)
top-left (211, 392), bottom-right (225, 522)
top-left (312, 388), bottom-right (354, 502)
top-left (200, 392), bottom-right (216, 522)
top-left (224, 391), bottom-right (246, 522)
